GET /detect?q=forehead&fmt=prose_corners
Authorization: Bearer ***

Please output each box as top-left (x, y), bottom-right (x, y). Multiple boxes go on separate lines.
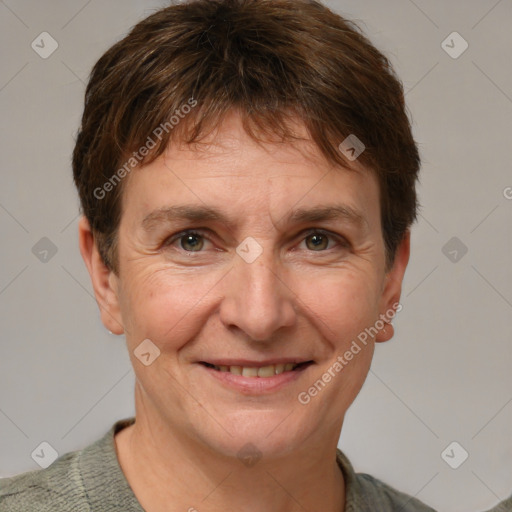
top-left (121, 111), bottom-right (380, 233)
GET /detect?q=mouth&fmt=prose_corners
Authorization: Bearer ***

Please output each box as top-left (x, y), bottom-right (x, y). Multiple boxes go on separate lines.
top-left (199, 360), bottom-right (314, 378)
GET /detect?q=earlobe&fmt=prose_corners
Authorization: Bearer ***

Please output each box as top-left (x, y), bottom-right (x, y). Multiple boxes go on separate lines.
top-left (375, 230), bottom-right (411, 343)
top-left (375, 322), bottom-right (394, 343)
top-left (78, 216), bottom-right (125, 335)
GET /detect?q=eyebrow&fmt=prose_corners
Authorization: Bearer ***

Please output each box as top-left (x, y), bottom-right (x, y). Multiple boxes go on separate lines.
top-left (287, 205), bottom-right (368, 230)
top-left (141, 204), bottom-right (368, 232)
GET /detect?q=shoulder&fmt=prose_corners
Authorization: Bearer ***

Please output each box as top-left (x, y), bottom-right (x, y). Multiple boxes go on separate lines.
top-left (482, 495), bottom-right (512, 512)
top-left (336, 449), bottom-right (437, 511)
top-left (353, 472), bottom-right (437, 511)
top-left (0, 450), bottom-right (87, 512)
top-left (0, 417), bottom-right (136, 512)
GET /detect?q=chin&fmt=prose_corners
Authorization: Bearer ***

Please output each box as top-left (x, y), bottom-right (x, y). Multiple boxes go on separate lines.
top-left (192, 408), bottom-right (310, 462)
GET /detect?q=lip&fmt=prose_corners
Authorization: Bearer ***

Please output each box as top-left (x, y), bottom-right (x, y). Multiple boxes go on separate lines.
top-left (198, 358), bottom-right (312, 367)
top-left (197, 361), bottom-right (314, 394)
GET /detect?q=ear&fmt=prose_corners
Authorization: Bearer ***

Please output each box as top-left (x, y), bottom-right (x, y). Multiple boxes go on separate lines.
top-left (375, 230), bottom-right (411, 343)
top-left (78, 216), bottom-right (124, 335)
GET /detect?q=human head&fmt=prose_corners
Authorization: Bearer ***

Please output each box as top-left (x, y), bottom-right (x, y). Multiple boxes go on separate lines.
top-left (72, 0), bottom-right (420, 276)
top-left (75, 0), bottom-right (418, 465)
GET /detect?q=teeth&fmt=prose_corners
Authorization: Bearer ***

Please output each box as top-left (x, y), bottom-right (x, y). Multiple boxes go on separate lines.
top-left (257, 365), bottom-right (275, 377)
top-left (275, 364), bottom-right (285, 374)
top-left (242, 367), bottom-right (259, 377)
top-left (210, 362), bottom-right (306, 377)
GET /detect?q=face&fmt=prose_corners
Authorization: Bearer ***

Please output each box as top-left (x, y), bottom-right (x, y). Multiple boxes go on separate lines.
top-left (82, 111), bottom-right (409, 459)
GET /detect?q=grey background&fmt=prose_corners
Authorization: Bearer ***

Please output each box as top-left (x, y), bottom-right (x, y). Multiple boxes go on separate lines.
top-left (0, 0), bottom-right (511, 510)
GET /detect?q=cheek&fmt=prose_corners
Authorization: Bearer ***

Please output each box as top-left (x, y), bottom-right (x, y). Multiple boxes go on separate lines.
top-left (294, 267), bottom-right (381, 344)
top-left (119, 265), bottom-right (224, 347)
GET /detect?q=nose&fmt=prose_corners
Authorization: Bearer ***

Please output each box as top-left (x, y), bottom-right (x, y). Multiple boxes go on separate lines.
top-left (219, 250), bottom-right (297, 342)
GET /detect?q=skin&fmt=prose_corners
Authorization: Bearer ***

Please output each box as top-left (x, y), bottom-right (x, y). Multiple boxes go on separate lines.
top-left (79, 110), bottom-right (410, 512)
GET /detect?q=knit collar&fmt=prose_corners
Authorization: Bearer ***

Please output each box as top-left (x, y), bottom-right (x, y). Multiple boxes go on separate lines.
top-left (79, 416), bottom-right (358, 511)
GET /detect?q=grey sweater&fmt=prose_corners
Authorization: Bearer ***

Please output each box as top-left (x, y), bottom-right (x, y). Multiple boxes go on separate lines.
top-left (0, 416), bottom-right (439, 511)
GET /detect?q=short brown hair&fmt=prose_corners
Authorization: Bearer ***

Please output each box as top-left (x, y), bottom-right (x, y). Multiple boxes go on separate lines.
top-left (72, 0), bottom-right (420, 274)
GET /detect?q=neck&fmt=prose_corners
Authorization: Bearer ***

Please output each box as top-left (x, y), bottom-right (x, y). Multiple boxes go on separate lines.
top-left (115, 397), bottom-right (345, 512)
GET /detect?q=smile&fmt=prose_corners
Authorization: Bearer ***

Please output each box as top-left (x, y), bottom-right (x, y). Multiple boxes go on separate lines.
top-left (200, 361), bottom-right (314, 378)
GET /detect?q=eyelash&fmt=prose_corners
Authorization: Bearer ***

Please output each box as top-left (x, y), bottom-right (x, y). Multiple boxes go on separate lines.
top-left (164, 228), bottom-right (349, 253)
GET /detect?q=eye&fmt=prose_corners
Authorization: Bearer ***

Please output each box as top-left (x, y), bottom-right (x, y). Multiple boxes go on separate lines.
top-left (300, 230), bottom-right (348, 252)
top-left (165, 230), bottom-right (211, 252)
top-left (163, 228), bottom-right (348, 254)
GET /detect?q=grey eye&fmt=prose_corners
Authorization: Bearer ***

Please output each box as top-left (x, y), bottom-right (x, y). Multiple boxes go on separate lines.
top-left (305, 233), bottom-right (329, 251)
top-left (180, 233), bottom-right (205, 251)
